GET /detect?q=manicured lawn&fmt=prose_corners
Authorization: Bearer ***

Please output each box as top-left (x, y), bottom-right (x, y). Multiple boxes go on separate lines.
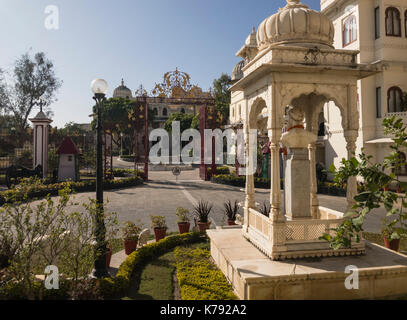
top-left (121, 241), bottom-right (221, 300)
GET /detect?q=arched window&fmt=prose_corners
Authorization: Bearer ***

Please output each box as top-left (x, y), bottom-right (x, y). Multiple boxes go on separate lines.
top-left (162, 108), bottom-right (168, 117)
top-left (385, 7), bottom-right (401, 36)
top-left (238, 105), bottom-right (241, 117)
top-left (231, 107), bottom-right (235, 118)
top-left (387, 86), bottom-right (403, 113)
top-left (180, 108), bottom-right (185, 114)
top-left (343, 15), bottom-right (357, 46)
top-left (153, 108), bottom-right (158, 116)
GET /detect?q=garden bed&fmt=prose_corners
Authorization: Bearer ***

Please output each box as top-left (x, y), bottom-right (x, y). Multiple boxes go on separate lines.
top-left (0, 176), bottom-right (144, 205)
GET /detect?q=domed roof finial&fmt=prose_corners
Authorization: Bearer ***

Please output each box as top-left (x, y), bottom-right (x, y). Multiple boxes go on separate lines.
top-left (287, 0), bottom-right (300, 5)
top-left (121, 78), bottom-right (124, 86)
top-left (252, 26), bottom-right (255, 33)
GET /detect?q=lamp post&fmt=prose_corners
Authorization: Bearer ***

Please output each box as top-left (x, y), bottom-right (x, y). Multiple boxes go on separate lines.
top-left (120, 132), bottom-right (124, 157)
top-left (90, 78), bottom-right (109, 278)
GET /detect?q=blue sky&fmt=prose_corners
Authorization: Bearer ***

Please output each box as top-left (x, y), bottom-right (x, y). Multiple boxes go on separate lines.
top-left (0, 0), bottom-right (320, 127)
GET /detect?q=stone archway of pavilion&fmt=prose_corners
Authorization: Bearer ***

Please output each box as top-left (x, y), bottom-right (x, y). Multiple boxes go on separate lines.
top-left (243, 81), bottom-right (359, 227)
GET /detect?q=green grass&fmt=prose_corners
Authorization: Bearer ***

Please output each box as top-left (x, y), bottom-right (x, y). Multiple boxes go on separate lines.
top-left (121, 241), bottom-right (210, 300)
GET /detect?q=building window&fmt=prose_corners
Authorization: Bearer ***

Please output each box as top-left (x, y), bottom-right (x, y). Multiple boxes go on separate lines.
top-left (238, 105), bottom-right (241, 117)
top-left (375, 7), bottom-right (380, 39)
top-left (153, 108), bottom-right (158, 116)
top-left (385, 7), bottom-right (401, 36)
top-left (343, 15), bottom-right (357, 46)
top-left (387, 86), bottom-right (403, 113)
top-left (376, 87), bottom-right (382, 118)
top-left (180, 108), bottom-right (185, 114)
top-left (162, 108), bottom-right (168, 117)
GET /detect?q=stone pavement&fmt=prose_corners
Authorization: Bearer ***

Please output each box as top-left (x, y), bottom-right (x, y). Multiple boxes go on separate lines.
top-left (25, 169), bottom-right (386, 235)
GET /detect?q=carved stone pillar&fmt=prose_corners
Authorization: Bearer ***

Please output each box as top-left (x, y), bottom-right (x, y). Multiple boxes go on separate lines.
top-left (309, 142), bottom-right (320, 219)
top-left (269, 130), bottom-right (283, 222)
top-left (345, 131), bottom-right (358, 211)
top-left (244, 123), bottom-right (255, 231)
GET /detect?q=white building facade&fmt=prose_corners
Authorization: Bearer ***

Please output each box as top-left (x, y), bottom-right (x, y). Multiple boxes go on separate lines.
top-left (320, 0), bottom-right (407, 177)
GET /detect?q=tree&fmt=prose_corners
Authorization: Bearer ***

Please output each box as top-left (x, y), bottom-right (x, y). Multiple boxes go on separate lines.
top-left (321, 116), bottom-right (407, 250)
top-left (0, 52), bottom-right (62, 146)
top-left (164, 113), bottom-right (194, 133)
top-left (213, 73), bottom-right (231, 126)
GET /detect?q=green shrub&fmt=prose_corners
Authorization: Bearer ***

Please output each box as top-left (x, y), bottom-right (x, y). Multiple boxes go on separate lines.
top-left (99, 232), bottom-right (204, 299)
top-left (0, 176), bottom-right (143, 205)
top-left (211, 174), bottom-right (271, 189)
top-left (207, 166), bottom-right (230, 176)
top-left (174, 247), bottom-right (237, 300)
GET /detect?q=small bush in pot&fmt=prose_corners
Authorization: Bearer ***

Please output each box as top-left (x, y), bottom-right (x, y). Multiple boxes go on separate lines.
top-left (193, 200), bottom-right (213, 232)
top-left (105, 212), bottom-right (119, 268)
top-left (150, 215), bottom-right (167, 242)
top-left (176, 207), bottom-right (191, 234)
top-left (223, 200), bottom-right (239, 225)
top-left (122, 221), bottom-right (142, 255)
top-left (382, 217), bottom-right (402, 252)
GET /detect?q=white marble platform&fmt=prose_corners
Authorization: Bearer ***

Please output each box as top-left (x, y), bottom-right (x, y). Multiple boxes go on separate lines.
top-left (207, 228), bottom-right (407, 300)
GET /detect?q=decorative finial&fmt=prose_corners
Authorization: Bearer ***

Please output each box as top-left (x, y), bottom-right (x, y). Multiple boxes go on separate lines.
top-left (121, 78), bottom-right (125, 86)
top-left (252, 26), bottom-right (255, 33)
top-left (287, 0), bottom-right (300, 5)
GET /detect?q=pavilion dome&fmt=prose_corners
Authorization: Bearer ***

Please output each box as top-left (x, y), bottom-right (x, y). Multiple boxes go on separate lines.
top-left (113, 79), bottom-right (132, 99)
top-left (256, 0), bottom-right (334, 51)
top-left (232, 60), bottom-right (245, 82)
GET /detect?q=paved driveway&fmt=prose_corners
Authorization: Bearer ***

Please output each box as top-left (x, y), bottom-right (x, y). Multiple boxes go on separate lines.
top-left (26, 169), bottom-right (386, 234)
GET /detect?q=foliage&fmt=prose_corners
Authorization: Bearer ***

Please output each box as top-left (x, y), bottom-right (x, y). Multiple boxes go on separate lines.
top-left (211, 174), bottom-right (272, 189)
top-left (320, 116), bottom-right (407, 250)
top-left (99, 232), bottom-right (204, 299)
top-left (150, 215), bottom-right (167, 229)
top-left (0, 187), bottom-right (118, 300)
top-left (259, 201), bottom-right (270, 217)
top-left (176, 207), bottom-right (190, 223)
top-left (207, 166), bottom-right (230, 176)
top-left (193, 200), bottom-right (213, 223)
top-left (122, 221), bottom-right (143, 241)
top-left (0, 51), bottom-right (62, 146)
top-left (0, 176), bottom-right (144, 206)
top-left (212, 73), bottom-right (231, 127)
top-left (223, 200), bottom-right (239, 221)
top-left (174, 246), bottom-right (237, 300)
top-left (164, 113), bottom-right (195, 133)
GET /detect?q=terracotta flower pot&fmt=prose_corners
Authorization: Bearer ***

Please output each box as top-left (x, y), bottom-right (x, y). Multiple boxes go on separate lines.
top-left (397, 188), bottom-right (402, 194)
top-left (123, 239), bottom-right (138, 255)
top-left (227, 219), bottom-right (236, 226)
top-left (154, 227), bottom-right (167, 242)
top-left (106, 247), bottom-right (112, 268)
top-left (197, 221), bottom-right (211, 233)
top-left (384, 237), bottom-right (401, 252)
top-left (178, 222), bottom-right (190, 234)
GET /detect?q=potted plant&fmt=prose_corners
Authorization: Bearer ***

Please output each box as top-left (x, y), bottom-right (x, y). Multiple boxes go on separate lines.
top-left (223, 200), bottom-right (239, 226)
top-left (150, 215), bottom-right (167, 241)
top-left (382, 217), bottom-right (402, 252)
top-left (193, 200), bottom-right (213, 232)
top-left (122, 221), bottom-right (142, 255)
top-left (176, 207), bottom-right (190, 234)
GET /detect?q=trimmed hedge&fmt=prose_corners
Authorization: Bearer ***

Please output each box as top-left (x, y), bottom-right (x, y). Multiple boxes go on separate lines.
top-left (174, 246), bottom-right (237, 300)
top-left (211, 174), bottom-right (273, 189)
top-left (99, 232), bottom-right (204, 299)
top-left (207, 166), bottom-right (231, 176)
top-left (119, 155), bottom-right (135, 162)
top-left (0, 176), bottom-right (144, 205)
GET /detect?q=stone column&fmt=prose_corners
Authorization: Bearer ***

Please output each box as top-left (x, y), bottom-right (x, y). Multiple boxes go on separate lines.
top-left (345, 131), bottom-right (358, 211)
top-left (29, 111), bottom-right (52, 178)
top-left (269, 130), bottom-right (282, 222)
top-left (244, 123), bottom-right (255, 231)
top-left (309, 142), bottom-right (320, 219)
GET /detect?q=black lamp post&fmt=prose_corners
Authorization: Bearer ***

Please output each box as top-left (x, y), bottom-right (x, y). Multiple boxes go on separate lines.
top-left (90, 78), bottom-right (109, 278)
